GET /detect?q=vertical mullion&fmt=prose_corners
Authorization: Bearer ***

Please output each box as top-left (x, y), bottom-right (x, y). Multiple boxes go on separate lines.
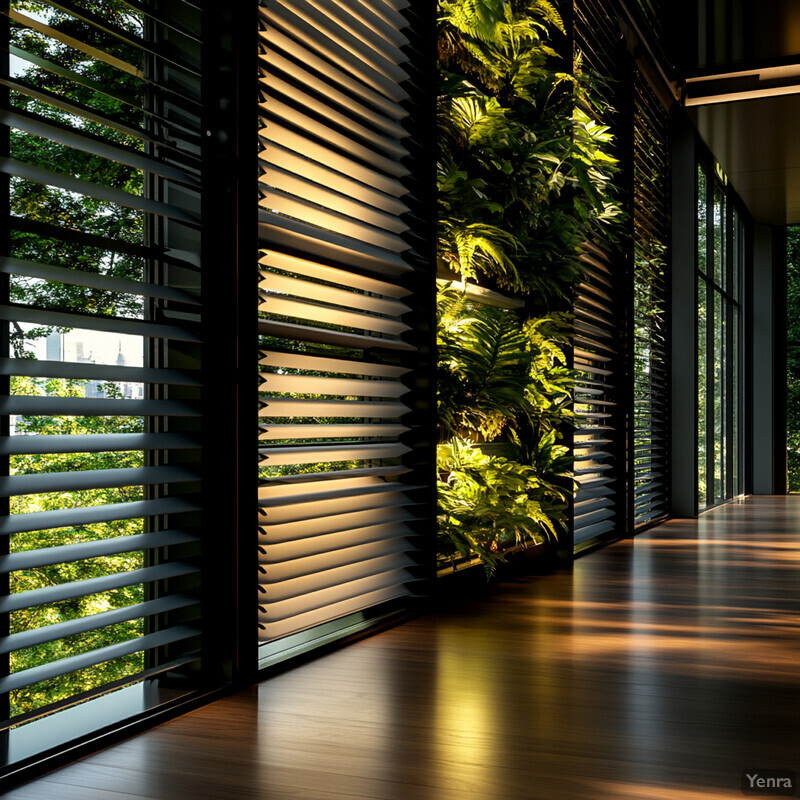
top-left (705, 167), bottom-right (714, 509)
top-left (725, 202), bottom-right (735, 500)
top-left (689, 147), bottom-right (700, 518)
top-left (738, 218), bottom-right (746, 495)
top-left (142, 8), bottom-right (157, 671)
top-left (236, 0), bottom-right (259, 687)
top-left (718, 193), bottom-right (725, 501)
top-left (0, 0), bottom-right (10, 729)
top-left (706, 282), bottom-right (714, 507)
top-left (565, 0), bottom-right (576, 556)
top-left (199, 0), bottom-right (253, 687)
top-left (404, 0), bottom-right (439, 581)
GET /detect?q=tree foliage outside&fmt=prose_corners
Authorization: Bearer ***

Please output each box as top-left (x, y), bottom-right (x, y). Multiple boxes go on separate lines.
top-left (787, 227), bottom-right (800, 491)
top-left (7, 0), bottom-right (149, 718)
top-left (436, 0), bottom-right (621, 570)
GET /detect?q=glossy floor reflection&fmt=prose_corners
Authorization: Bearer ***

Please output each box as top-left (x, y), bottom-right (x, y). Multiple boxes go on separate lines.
top-left (8, 496), bottom-right (800, 799)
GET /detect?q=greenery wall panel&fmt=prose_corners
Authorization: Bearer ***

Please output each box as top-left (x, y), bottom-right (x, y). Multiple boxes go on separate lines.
top-left (436, 0), bottom-right (622, 570)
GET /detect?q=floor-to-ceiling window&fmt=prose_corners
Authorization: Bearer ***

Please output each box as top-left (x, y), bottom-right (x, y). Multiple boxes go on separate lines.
top-left (697, 163), bottom-right (743, 511)
top-left (786, 227), bottom-right (800, 491)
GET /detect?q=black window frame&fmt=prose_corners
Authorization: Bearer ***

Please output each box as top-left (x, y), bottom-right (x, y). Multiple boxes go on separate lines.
top-left (696, 155), bottom-right (746, 512)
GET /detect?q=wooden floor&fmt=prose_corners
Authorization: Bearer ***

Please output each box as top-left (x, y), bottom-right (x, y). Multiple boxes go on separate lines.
top-left (8, 496), bottom-right (800, 800)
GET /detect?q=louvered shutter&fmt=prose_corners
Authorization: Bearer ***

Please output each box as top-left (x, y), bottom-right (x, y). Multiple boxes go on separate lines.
top-left (572, 243), bottom-right (624, 548)
top-left (256, 0), bottom-right (430, 645)
top-left (571, 0), bottom-right (628, 551)
top-left (0, 1), bottom-right (204, 726)
top-left (632, 68), bottom-right (670, 527)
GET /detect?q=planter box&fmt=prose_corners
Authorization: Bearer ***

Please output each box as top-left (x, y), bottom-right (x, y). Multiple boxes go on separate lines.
top-left (435, 539), bottom-right (555, 602)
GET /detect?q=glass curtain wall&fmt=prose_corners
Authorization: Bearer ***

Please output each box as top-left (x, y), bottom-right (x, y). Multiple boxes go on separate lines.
top-left (787, 227), bottom-right (800, 491)
top-left (697, 164), bottom-right (743, 511)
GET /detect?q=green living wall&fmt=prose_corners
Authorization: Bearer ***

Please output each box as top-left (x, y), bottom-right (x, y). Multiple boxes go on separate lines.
top-left (436, 0), bottom-right (621, 570)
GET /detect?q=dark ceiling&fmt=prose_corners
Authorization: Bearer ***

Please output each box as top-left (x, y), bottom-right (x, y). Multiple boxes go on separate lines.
top-left (677, 0), bottom-right (800, 226)
top-left (690, 94), bottom-right (800, 225)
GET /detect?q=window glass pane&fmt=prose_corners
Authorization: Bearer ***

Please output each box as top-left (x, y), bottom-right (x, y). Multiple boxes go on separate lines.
top-left (698, 167), bottom-right (708, 276)
top-left (732, 208), bottom-right (740, 301)
top-left (697, 162), bottom-right (744, 510)
top-left (788, 228), bottom-right (800, 492)
top-left (714, 183), bottom-right (725, 289)
top-left (714, 289), bottom-right (725, 502)
top-left (698, 276), bottom-right (707, 510)
top-left (733, 306), bottom-right (740, 495)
